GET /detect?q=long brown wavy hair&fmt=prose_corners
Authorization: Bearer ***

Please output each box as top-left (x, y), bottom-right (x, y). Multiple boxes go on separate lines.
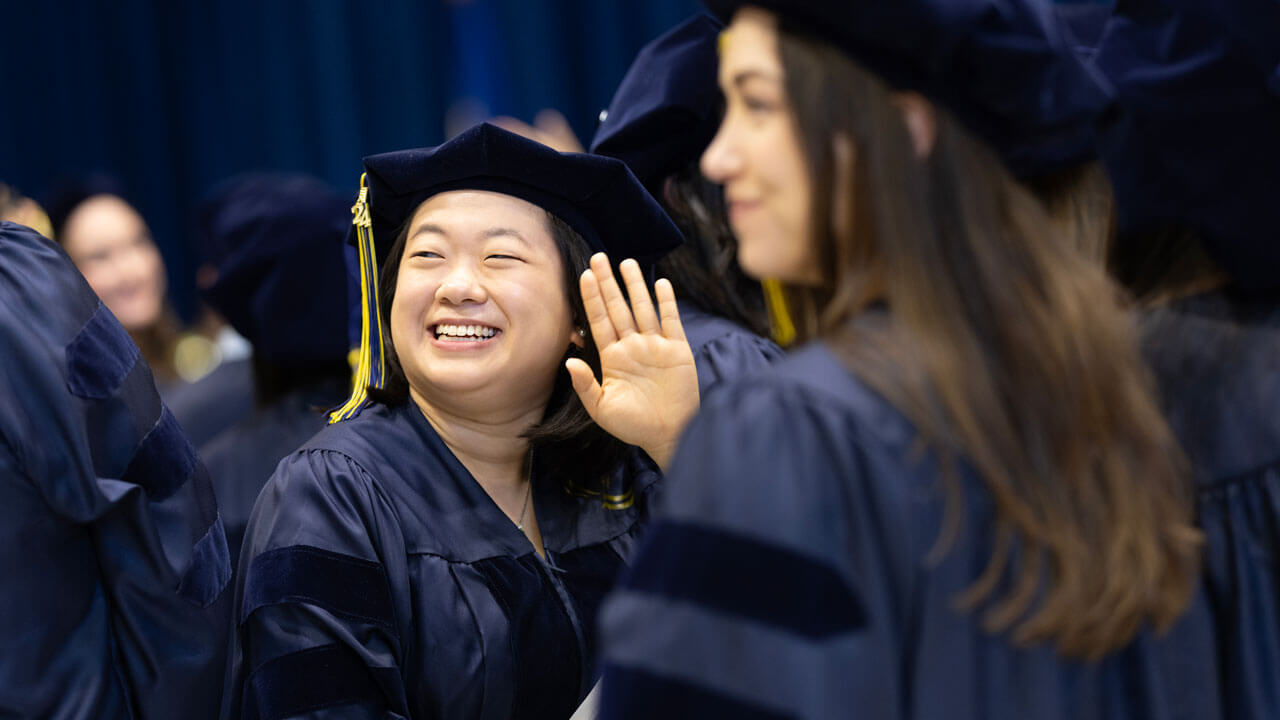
top-left (773, 24), bottom-right (1201, 659)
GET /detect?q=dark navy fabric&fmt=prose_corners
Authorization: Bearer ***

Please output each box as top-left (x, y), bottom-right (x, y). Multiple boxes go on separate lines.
top-left (226, 400), bottom-right (661, 720)
top-left (361, 123), bottom-right (684, 268)
top-left (599, 337), bottom-right (1222, 720)
top-left (244, 644), bottom-right (404, 720)
top-left (702, 0), bottom-right (1114, 178)
top-left (197, 174), bottom-right (352, 365)
top-left (589, 14), bottom-right (724, 198)
top-left (167, 356), bottom-right (255, 447)
top-left (0, 221), bottom-right (231, 718)
top-left (678, 300), bottom-right (782, 396)
top-left (1055, 2), bottom-right (1112, 60)
top-left (1140, 290), bottom-right (1280, 720)
top-left (200, 379), bottom-right (346, 565)
top-left (1093, 0), bottom-right (1280, 292)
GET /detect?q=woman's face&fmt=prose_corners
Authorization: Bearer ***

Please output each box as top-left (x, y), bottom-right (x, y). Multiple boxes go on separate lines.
top-left (701, 8), bottom-right (820, 285)
top-left (60, 195), bottom-right (167, 333)
top-left (391, 190), bottom-right (577, 414)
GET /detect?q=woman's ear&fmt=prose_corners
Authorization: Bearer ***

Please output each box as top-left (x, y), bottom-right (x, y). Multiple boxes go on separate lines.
top-left (890, 92), bottom-right (938, 160)
top-left (569, 325), bottom-right (586, 350)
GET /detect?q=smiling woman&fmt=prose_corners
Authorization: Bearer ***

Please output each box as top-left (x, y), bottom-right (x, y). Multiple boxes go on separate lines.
top-left (224, 123), bottom-right (696, 720)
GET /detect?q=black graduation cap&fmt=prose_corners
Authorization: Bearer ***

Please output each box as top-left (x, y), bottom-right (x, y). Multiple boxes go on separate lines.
top-left (1093, 0), bottom-right (1280, 293)
top-left (330, 122), bottom-right (684, 422)
top-left (589, 14), bottom-right (725, 197)
top-left (196, 174), bottom-right (352, 366)
top-left (702, 0), bottom-right (1114, 179)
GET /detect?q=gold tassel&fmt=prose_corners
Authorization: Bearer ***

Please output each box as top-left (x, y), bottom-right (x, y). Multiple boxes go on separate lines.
top-left (762, 278), bottom-right (797, 348)
top-left (328, 174), bottom-right (385, 423)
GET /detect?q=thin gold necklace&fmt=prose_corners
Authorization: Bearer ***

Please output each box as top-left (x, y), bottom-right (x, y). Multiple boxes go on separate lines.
top-left (515, 449), bottom-right (533, 532)
top-left (515, 481), bottom-right (532, 532)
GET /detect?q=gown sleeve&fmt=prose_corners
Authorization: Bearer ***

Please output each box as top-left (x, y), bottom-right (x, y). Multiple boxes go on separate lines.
top-left (231, 448), bottom-right (412, 720)
top-left (686, 317), bottom-right (783, 397)
top-left (0, 224), bottom-right (232, 720)
top-left (597, 378), bottom-right (913, 720)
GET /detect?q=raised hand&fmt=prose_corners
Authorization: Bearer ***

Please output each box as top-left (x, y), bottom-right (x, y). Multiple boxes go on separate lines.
top-left (565, 253), bottom-right (699, 471)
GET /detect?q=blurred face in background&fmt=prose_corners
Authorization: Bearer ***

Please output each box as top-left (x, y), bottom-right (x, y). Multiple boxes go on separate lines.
top-left (60, 194), bottom-right (167, 332)
top-left (701, 7), bottom-right (819, 284)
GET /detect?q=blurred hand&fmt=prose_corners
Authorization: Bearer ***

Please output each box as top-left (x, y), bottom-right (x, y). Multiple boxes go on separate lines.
top-left (490, 109), bottom-right (584, 153)
top-left (566, 254), bottom-right (699, 471)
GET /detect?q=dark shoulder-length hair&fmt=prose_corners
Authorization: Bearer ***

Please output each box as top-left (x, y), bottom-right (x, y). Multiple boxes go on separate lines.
top-left (773, 22), bottom-right (1200, 659)
top-left (656, 161), bottom-right (770, 338)
top-left (368, 208), bottom-right (630, 490)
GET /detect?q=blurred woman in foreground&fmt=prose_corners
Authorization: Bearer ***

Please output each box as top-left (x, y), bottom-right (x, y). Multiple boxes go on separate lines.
top-left (597, 2), bottom-right (1214, 718)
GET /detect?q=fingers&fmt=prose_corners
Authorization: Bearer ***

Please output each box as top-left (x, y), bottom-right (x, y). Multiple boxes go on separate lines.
top-left (591, 253), bottom-right (639, 338)
top-left (565, 357), bottom-right (603, 417)
top-left (579, 264), bottom-right (618, 347)
top-left (654, 278), bottom-right (688, 342)
top-left (620, 259), bottom-right (661, 334)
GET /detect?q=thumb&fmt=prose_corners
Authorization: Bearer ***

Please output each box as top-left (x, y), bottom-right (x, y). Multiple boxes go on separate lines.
top-left (565, 358), bottom-right (604, 417)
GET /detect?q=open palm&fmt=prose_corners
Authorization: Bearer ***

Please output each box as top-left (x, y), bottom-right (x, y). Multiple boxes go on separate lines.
top-left (566, 254), bottom-right (699, 470)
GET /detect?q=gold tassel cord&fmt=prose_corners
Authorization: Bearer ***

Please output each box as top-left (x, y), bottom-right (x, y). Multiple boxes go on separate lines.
top-left (762, 278), bottom-right (797, 348)
top-left (329, 174), bottom-right (385, 423)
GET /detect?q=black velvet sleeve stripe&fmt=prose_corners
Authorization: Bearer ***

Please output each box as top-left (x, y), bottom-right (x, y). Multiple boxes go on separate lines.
top-left (600, 665), bottom-right (795, 720)
top-left (176, 514), bottom-right (231, 608)
top-left (242, 545), bottom-right (395, 628)
top-left (64, 301), bottom-right (140, 400)
top-left (620, 521), bottom-right (865, 639)
top-left (120, 406), bottom-right (197, 501)
top-left (245, 644), bottom-right (397, 720)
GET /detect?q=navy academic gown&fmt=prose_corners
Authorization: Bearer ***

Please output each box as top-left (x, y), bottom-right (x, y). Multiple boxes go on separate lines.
top-left (226, 399), bottom-right (661, 720)
top-left (677, 300), bottom-right (782, 395)
top-left (200, 377), bottom-right (348, 565)
top-left (0, 222), bottom-right (232, 718)
top-left (1140, 290), bottom-right (1280, 720)
top-left (598, 336), bottom-right (1222, 720)
top-left (168, 357), bottom-right (255, 447)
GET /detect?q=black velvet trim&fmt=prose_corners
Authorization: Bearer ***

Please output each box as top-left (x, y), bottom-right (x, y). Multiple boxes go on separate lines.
top-left (120, 405), bottom-right (197, 501)
top-left (83, 352), bottom-right (162, 480)
top-left (64, 301), bottom-right (140, 399)
top-left (599, 665), bottom-right (795, 720)
top-left (176, 514), bottom-right (231, 608)
top-left (241, 544), bottom-right (395, 628)
top-left (245, 644), bottom-right (396, 720)
top-left (473, 554), bottom-right (582, 720)
top-left (620, 521), bottom-right (866, 639)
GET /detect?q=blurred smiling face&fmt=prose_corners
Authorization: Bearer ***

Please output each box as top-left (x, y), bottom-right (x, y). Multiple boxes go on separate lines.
top-left (701, 8), bottom-right (820, 284)
top-left (390, 190), bottom-right (577, 413)
top-left (60, 194), bottom-right (167, 333)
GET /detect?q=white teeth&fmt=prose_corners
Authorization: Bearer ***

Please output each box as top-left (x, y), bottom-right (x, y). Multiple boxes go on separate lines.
top-left (435, 324), bottom-right (496, 340)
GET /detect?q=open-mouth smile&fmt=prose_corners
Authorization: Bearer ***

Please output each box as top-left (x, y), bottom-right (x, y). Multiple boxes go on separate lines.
top-left (431, 323), bottom-right (501, 343)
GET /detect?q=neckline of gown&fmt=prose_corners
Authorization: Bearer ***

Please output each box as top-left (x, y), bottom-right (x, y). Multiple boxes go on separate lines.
top-left (398, 400), bottom-right (580, 559)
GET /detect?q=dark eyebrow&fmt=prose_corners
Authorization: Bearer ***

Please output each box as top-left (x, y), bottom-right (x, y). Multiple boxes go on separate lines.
top-left (481, 227), bottom-right (528, 243)
top-left (731, 69), bottom-right (783, 89)
top-left (410, 223), bottom-right (446, 240)
top-left (409, 223), bottom-right (530, 245)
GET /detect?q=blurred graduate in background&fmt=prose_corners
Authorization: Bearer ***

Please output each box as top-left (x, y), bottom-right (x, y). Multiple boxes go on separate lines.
top-left (194, 173), bottom-right (355, 564)
top-left (0, 182), bottom-right (53, 238)
top-left (1093, 1), bottom-right (1280, 716)
top-left (44, 176), bottom-right (189, 392)
top-left (591, 13), bottom-right (783, 394)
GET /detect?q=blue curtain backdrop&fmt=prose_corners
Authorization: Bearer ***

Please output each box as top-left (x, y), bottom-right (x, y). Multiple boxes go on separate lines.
top-left (0, 0), bottom-right (701, 320)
